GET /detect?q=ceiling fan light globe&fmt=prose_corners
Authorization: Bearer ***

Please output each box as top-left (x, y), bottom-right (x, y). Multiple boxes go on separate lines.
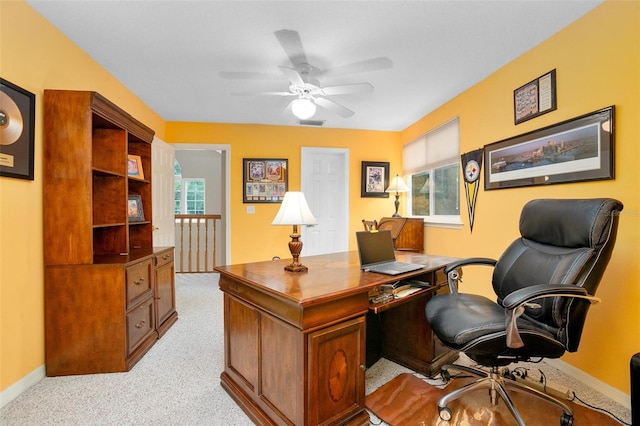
top-left (292, 98), bottom-right (316, 119)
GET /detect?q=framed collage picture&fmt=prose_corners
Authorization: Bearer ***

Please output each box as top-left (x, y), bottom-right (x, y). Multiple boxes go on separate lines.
top-left (243, 158), bottom-right (288, 203)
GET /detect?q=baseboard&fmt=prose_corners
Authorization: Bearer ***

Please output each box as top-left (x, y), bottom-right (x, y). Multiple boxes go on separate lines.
top-left (0, 365), bottom-right (45, 409)
top-left (545, 358), bottom-right (631, 410)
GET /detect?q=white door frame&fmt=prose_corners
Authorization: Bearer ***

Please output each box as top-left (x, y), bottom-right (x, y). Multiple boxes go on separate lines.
top-left (172, 143), bottom-right (231, 265)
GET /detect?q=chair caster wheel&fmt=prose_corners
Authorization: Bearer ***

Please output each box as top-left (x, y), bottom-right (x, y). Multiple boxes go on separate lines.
top-left (560, 412), bottom-right (573, 426)
top-left (438, 406), bottom-right (452, 421)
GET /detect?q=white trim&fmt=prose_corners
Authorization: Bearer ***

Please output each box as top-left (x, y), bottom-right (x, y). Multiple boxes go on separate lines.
top-left (545, 358), bottom-right (631, 410)
top-left (0, 364), bottom-right (45, 409)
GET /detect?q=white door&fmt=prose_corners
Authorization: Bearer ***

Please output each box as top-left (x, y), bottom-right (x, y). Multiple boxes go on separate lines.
top-left (152, 137), bottom-right (175, 247)
top-left (301, 148), bottom-right (349, 256)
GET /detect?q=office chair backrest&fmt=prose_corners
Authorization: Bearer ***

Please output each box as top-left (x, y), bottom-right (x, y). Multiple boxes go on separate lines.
top-left (492, 198), bottom-right (623, 352)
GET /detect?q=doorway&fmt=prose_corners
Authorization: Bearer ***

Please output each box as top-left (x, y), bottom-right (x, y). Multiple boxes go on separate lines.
top-left (172, 144), bottom-right (231, 266)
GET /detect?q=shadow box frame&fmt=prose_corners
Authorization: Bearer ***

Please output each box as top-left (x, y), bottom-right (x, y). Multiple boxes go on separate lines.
top-left (0, 78), bottom-right (36, 180)
top-left (243, 158), bottom-right (288, 203)
top-left (484, 105), bottom-right (614, 191)
top-left (361, 161), bottom-right (390, 198)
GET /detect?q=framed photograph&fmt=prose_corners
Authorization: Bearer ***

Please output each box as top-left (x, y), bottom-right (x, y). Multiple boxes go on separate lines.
top-left (127, 195), bottom-right (145, 222)
top-left (485, 106), bottom-right (614, 190)
top-left (514, 69), bottom-right (557, 125)
top-left (243, 158), bottom-right (288, 203)
top-left (127, 154), bottom-right (144, 180)
top-left (1, 78), bottom-right (36, 180)
top-left (361, 161), bottom-right (390, 198)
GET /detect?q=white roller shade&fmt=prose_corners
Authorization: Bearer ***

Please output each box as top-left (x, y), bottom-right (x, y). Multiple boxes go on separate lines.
top-left (403, 117), bottom-right (459, 174)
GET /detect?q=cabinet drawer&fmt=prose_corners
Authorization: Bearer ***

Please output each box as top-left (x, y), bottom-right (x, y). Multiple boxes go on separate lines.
top-left (127, 298), bottom-right (155, 355)
top-left (155, 249), bottom-right (174, 268)
top-left (126, 259), bottom-right (153, 309)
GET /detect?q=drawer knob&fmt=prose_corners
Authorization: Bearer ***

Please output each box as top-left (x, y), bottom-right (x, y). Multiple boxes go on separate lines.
top-left (135, 320), bottom-right (146, 329)
top-left (134, 277), bottom-right (145, 285)
top-left (163, 254), bottom-right (170, 260)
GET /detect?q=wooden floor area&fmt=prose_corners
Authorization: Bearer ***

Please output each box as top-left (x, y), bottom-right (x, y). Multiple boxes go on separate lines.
top-left (365, 373), bottom-right (619, 425)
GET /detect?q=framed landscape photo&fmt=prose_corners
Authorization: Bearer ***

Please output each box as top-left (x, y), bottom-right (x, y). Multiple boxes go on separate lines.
top-left (361, 161), bottom-right (390, 198)
top-left (0, 78), bottom-right (36, 180)
top-left (485, 106), bottom-right (614, 190)
top-left (514, 69), bottom-right (557, 125)
top-left (127, 195), bottom-right (145, 222)
top-left (243, 158), bottom-right (288, 203)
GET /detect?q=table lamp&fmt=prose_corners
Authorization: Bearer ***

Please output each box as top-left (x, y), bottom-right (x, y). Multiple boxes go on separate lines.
top-left (385, 174), bottom-right (409, 217)
top-left (271, 191), bottom-right (317, 272)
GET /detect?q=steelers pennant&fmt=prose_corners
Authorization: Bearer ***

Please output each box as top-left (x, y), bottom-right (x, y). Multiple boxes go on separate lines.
top-left (461, 149), bottom-right (483, 232)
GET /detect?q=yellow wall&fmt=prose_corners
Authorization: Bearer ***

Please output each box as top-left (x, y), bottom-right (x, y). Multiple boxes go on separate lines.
top-left (0, 1), bottom-right (164, 392)
top-left (165, 122), bottom-right (401, 264)
top-left (400, 0), bottom-right (640, 393)
top-left (1, 0), bottom-right (638, 398)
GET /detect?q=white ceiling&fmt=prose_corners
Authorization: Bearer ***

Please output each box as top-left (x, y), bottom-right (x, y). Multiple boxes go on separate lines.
top-left (27, 0), bottom-right (602, 131)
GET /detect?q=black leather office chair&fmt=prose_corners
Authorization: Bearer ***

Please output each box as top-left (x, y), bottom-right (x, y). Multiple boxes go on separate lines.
top-left (425, 198), bottom-right (623, 426)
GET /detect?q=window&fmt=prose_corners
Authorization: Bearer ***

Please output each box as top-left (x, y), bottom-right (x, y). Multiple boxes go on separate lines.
top-left (174, 160), bottom-right (205, 214)
top-left (403, 118), bottom-right (460, 225)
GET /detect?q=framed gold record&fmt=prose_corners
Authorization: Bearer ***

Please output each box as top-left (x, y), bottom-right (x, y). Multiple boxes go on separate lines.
top-left (1, 78), bottom-right (35, 180)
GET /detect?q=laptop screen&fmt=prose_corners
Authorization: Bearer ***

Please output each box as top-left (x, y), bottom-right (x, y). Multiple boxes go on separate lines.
top-left (356, 230), bottom-right (396, 268)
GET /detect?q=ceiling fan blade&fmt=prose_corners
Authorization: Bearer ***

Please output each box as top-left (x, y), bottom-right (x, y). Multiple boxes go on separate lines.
top-left (314, 97), bottom-right (354, 118)
top-left (321, 83), bottom-right (374, 96)
top-left (278, 66), bottom-right (305, 86)
top-left (219, 71), bottom-right (283, 80)
top-left (274, 29), bottom-right (308, 67)
top-left (231, 91), bottom-right (294, 97)
top-left (322, 57), bottom-right (393, 76)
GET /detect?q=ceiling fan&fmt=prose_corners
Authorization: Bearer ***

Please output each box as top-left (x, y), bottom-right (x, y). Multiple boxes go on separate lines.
top-left (222, 29), bottom-right (392, 120)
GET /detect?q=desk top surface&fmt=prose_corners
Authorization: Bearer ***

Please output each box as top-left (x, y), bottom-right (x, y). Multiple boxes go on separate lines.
top-left (215, 251), bottom-right (458, 304)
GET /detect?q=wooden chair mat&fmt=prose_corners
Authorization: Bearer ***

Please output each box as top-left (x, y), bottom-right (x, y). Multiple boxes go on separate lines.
top-left (365, 373), bottom-right (619, 425)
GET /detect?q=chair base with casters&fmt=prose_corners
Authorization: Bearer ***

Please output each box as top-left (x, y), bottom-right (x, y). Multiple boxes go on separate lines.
top-left (437, 363), bottom-right (574, 426)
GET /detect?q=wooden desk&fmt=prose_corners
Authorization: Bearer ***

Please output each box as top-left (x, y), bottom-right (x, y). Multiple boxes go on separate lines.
top-left (216, 251), bottom-right (458, 426)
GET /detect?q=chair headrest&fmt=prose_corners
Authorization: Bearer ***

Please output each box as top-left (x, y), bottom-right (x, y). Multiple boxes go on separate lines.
top-left (519, 198), bottom-right (623, 248)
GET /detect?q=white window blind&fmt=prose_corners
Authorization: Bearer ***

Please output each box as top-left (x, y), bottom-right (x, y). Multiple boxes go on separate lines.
top-left (403, 117), bottom-right (459, 174)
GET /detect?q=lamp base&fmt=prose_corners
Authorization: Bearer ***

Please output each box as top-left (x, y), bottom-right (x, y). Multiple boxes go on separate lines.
top-left (284, 263), bottom-right (308, 273)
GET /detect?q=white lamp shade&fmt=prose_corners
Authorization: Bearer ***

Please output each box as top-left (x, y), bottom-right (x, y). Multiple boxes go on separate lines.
top-left (272, 192), bottom-right (317, 226)
top-left (291, 98), bottom-right (316, 120)
top-left (386, 175), bottom-right (409, 193)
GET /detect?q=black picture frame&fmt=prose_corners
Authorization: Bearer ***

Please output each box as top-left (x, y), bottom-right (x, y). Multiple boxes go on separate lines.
top-left (514, 69), bottom-right (557, 125)
top-left (243, 158), bottom-right (288, 203)
top-left (1, 78), bottom-right (36, 180)
top-left (128, 195), bottom-right (145, 222)
top-left (484, 106), bottom-right (614, 190)
top-left (361, 161), bottom-right (390, 198)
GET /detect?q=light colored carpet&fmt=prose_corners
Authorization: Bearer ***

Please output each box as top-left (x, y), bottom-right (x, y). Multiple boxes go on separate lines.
top-left (0, 273), bottom-right (631, 425)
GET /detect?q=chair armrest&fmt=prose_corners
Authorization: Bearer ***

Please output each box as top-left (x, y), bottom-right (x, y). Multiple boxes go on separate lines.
top-left (502, 284), bottom-right (599, 310)
top-left (502, 284), bottom-right (601, 349)
top-left (443, 257), bottom-right (497, 274)
top-left (444, 258), bottom-right (497, 293)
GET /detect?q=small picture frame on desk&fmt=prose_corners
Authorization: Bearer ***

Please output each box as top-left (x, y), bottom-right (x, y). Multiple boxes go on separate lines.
top-left (127, 155), bottom-right (144, 180)
top-left (128, 195), bottom-right (145, 222)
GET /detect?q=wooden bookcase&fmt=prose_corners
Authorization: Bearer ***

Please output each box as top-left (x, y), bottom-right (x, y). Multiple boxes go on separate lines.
top-left (43, 90), bottom-right (177, 376)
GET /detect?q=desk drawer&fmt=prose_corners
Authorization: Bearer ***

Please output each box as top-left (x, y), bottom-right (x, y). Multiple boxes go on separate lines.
top-left (155, 248), bottom-right (174, 268)
top-left (126, 259), bottom-right (153, 309)
top-left (126, 298), bottom-right (155, 355)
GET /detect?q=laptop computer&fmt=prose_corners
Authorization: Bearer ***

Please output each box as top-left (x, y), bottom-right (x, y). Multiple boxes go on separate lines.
top-left (356, 230), bottom-right (424, 276)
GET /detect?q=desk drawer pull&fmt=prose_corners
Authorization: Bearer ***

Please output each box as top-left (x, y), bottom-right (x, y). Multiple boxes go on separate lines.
top-left (134, 277), bottom-right (145, 285)
top-left (135, 320), bottom-right (146, 329)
